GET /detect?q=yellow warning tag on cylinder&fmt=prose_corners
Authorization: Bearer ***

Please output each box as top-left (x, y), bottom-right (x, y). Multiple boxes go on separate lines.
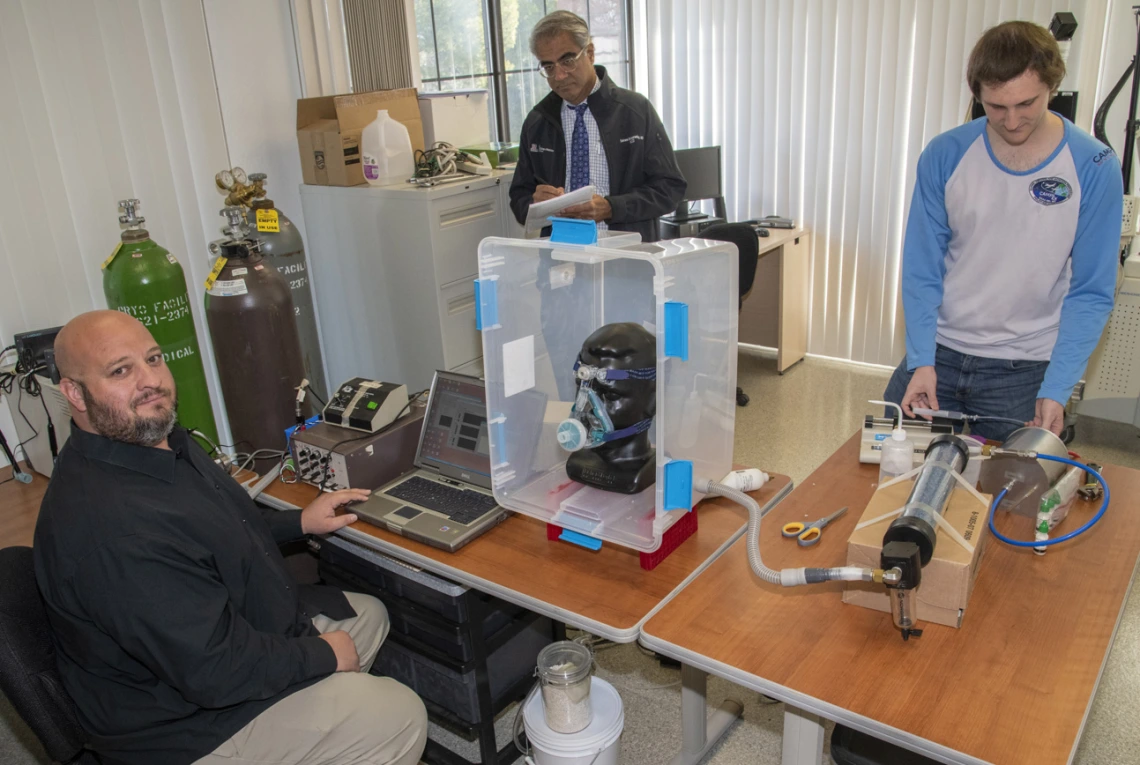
top-left (101, 242), bottom-right (123, 270)
top-left (255, 209), bottom-right (280, 233)
top-left (204, 256), bottom-right (228, 291)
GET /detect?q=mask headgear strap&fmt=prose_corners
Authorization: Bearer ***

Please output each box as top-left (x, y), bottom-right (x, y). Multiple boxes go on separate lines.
top-left (600, 418), bottom-right (653, 442)
top-left (573, 359), bottom-right (656, 381)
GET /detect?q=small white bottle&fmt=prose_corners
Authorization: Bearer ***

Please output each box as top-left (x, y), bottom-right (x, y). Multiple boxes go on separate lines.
top-left (360, 110), bottom-right (414, 186)
top-left (870, 400), bottom-right (913, 484)
top-left (720, 468), bottom-right (770, 492)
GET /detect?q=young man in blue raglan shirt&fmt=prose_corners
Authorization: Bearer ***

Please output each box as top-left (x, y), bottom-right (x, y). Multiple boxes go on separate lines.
top-left (884, 20), bottom-right (1122, 441)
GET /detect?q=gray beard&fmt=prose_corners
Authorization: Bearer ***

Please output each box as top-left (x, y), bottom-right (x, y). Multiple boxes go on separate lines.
top-left (78, 382), bottom-right (177, 448)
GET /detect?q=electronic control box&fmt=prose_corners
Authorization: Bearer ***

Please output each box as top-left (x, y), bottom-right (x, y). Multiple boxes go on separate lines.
top-left (323, 378), bottom-right (408, 433)
top-left (291, 405), bottom-right (425, 490)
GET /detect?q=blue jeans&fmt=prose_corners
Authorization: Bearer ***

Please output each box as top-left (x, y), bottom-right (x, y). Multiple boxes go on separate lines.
top-left (883, 345), bottom-right (1048, 442)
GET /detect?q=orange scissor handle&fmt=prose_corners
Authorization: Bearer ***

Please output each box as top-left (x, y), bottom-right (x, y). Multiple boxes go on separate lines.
top-left (782, 522), bottom-right (806, 537)
top-left (798, 527), bottom-right (822, 545)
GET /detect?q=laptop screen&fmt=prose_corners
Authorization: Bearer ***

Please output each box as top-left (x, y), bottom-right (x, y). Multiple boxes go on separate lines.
top-left (416, 372), bottom-right (493, 488)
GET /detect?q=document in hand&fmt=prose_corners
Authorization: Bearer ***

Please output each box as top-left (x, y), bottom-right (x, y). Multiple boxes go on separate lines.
top-left (525, 185), bottom-right (597, 232)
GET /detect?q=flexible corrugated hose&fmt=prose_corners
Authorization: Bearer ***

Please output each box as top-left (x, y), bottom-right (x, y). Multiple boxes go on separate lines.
top-left (700, 479), bottom-right (875, 587)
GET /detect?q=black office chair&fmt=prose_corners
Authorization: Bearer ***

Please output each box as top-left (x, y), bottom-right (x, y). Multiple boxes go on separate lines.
top-left (0, 546), bottom-right (99, 764)
top-left (698, 223), bottom-right (760, 407)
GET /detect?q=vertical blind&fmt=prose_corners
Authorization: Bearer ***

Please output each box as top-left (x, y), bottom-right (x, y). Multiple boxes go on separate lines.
top-left (639, 0), bottom-right (1103, 367)
top-left (343, 0), bottom-right (415, 92)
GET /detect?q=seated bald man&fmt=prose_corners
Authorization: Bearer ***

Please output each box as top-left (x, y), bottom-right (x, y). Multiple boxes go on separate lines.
top-left (33, 310), bottom-right (426, 765)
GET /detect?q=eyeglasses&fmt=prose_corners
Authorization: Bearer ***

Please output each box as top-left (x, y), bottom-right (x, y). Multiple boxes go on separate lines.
top-left (538, 48), bottom-right (587, 78)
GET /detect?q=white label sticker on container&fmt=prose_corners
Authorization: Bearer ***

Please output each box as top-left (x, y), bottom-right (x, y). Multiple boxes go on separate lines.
top-left (208, 278), bottom-right (248, 297)
top-left (550, 263), bottom-right (575, 290)
top-left (231, 267), bottom-right (248, 276)
top-left (166, 253), bottom-right (178, 265)
top-left (502, 335), bottom-right (535, 398)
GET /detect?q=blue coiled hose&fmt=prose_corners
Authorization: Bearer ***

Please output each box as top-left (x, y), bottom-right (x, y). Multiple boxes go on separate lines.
top-left (987, 454), bottom-right (1110, 548)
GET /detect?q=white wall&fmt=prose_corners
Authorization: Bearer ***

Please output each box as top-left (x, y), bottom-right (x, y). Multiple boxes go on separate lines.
top-left (0, 0), bottom-right (316, 469)
top-left (0, 0), bottom-right (232, 467)
top-left (204, 0), bottom-right (311, 250)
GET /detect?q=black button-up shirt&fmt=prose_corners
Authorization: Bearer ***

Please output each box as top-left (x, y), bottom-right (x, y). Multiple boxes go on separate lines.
top-left (34, 424), bottom-right (347, 765)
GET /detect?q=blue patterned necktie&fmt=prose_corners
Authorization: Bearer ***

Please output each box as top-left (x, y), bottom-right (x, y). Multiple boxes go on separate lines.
top-left (569, 103), bottom-right (590, 191)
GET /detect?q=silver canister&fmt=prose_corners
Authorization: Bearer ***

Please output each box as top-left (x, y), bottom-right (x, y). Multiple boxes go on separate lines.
top-left (979, 427), bottom-right (1069, 517)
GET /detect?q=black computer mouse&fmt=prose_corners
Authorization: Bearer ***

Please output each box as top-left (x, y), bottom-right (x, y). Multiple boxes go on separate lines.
top-left (757, 228), bottom-right (770, 237)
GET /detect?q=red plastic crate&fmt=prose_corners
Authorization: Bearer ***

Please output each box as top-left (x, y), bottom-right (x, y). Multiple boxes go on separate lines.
top-left (639, 509), bottom-right (698, 570)
top-left (545, 509), bottom-right (699, 570)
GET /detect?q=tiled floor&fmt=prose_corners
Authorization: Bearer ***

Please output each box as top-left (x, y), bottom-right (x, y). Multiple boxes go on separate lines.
top-left (4, 349), bottom-right (1138, 764)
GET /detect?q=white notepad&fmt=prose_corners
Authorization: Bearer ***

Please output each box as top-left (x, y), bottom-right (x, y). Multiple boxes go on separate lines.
top-left (524, 185), bottom-right (597, 232)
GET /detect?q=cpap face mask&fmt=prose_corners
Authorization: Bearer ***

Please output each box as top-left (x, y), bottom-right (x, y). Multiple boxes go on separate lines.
top-left (556, 360), bottom-right (656, 452)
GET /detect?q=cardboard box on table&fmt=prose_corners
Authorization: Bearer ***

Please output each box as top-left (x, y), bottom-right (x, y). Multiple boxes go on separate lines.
top-left (843, 479), bottom-right (992, 628)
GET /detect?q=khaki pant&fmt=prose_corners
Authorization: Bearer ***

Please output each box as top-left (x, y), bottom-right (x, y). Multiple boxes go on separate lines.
top-left (195, 592), bottom-right (427, 765)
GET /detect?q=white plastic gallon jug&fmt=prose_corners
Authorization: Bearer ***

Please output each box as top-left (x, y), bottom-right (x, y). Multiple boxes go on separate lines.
top-left (361, 109), bottom-right (414, 186)
top-left (523, 676), bottom-right (623, 765)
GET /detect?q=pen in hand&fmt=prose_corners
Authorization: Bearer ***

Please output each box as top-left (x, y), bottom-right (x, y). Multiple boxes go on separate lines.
top-left (532, 177), bottom-right (565, 204)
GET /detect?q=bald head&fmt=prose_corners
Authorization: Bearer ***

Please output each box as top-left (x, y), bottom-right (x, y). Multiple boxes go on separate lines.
top-left (56, 310), bottom-right (177, 448)
top-left (55, 310), bottom-right (151, 383)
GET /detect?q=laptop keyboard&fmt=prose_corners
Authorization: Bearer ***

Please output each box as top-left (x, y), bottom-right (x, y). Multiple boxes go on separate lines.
top-left (386, 476), bottom-right (499, 525)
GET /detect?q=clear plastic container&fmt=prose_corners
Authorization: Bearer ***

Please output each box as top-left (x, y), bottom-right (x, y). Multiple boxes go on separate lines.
top-left (537, 641), bottom-right (593, 734)
top-left (477, 232), bottom-right (739, 552)
top-left (361, 109), bottom-right (414, 186)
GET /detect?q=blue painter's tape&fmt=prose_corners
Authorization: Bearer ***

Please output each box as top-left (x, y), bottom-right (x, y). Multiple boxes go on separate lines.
top-left (664, 459), bottom-right (693, 511)
top-left (559, 529), bottom-right (603, 551)
top-left (664, 301), bottom-right (689, 360)
top-left (474, 278), bottom-right (498, 330)
top-left (285, 414), bottom-right (321, 440)
top-left (549, 217), bottom-right (598, 245)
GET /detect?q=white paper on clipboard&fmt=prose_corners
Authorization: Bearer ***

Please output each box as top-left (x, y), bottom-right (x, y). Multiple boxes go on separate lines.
top-left (525, 185), bottom-right (597, 232)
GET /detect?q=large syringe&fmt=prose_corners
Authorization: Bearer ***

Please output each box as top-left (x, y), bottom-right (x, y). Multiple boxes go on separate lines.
top-left (879, 435), bottom-right (972, 640)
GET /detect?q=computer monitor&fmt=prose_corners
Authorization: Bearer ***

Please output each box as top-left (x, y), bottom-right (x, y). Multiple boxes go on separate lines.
top-left (673, 147), bottom-right (723, 220)
top-left (416, 371), bottom-right (492, 486)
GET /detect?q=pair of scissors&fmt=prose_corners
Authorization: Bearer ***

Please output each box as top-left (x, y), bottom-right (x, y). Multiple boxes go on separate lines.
top-left (782, 507), bottom-right (848, 547)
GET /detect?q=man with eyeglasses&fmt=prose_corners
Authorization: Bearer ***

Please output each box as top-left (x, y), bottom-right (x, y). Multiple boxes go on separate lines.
top-left (509, 10), bottom-right (685, 242)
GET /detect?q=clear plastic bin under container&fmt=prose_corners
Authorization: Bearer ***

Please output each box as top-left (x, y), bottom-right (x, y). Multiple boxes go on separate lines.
top-left (476, 231), bottom-right (739, 552)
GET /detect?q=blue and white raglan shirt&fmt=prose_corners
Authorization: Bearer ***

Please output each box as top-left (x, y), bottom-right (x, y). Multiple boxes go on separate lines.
top-left (902, 115), bottom-right (1122, 404)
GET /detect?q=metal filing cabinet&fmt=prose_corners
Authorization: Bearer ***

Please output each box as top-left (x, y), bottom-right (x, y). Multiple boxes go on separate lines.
top-left (299, 169), bottom-right (521, 392)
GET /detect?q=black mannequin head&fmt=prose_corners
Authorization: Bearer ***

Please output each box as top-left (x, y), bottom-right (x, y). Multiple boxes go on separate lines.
top-left (564, 322), bottom-right (657, 494)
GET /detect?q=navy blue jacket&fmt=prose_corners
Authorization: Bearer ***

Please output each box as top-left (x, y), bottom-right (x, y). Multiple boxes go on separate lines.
top-left (510, 66), bottom-right (686, 242)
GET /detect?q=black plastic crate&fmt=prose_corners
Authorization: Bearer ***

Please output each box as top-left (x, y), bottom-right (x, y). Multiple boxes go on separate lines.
top-left (372, 616), bottom-right (553, 726)
top-left (830, 724), bottom-right (939, 765)
top-left (384, 598), bottom-right (521, 663)
top-left (321, 535), bottom-right (492, 623)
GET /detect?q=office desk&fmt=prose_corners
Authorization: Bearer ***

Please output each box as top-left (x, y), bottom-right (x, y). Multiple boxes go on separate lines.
top-left (641, 434), bottom-right (1140, 765)
top-left (262, 473), bottom-right (791, 642)
top-left (738, 228), bottom-right (810, 373)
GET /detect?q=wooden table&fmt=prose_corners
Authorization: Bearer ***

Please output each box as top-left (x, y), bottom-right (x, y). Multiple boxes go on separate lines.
top-left (640, 434), bottom-right (1140, 765)
top-left (261, 473), bottom-right (792, 642)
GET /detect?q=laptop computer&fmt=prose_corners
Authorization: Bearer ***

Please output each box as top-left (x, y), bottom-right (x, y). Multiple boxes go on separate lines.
top-left (351, 371), bottom-right (507, 551)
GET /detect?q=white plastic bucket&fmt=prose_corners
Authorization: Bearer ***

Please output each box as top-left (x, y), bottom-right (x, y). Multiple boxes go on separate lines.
top-left (524, 676), bottom-right (623, 765)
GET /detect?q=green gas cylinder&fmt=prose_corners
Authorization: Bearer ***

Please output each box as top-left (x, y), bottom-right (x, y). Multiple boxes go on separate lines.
top-left (103, 199), bottom-right (219, 444)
